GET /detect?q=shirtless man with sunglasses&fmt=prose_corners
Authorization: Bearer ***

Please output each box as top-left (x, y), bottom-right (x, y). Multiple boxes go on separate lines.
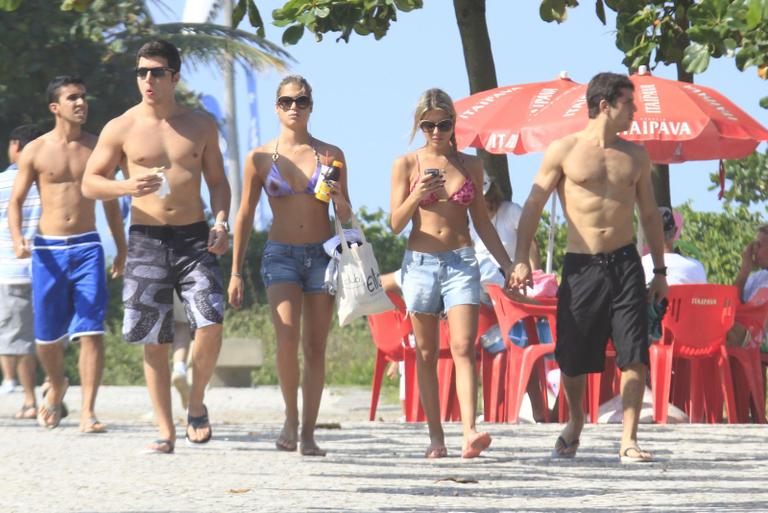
top-left (83, 40), bottom-right (231, 454)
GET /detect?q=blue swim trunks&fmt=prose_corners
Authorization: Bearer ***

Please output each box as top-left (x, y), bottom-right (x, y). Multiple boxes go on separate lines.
top-left (31, 231), bottom-right (107, 344)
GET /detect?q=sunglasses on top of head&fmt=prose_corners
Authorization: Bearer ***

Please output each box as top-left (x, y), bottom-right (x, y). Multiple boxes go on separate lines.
top-left (276, 95), bottom-right (311, 111)
top-left (135, 67), bottom-right (177, 79)
top-left (419, 119), bottom-right (453, 133)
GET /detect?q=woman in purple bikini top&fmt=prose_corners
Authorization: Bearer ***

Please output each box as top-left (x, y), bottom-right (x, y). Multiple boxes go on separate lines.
top-left (227, 75), bottom-right (352, 457)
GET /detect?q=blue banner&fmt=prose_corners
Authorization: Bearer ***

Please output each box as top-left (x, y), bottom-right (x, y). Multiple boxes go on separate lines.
top-left (243, 66), bottom-right (272, 232)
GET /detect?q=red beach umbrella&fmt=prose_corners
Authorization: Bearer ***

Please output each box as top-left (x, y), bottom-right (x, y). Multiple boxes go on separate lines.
top-left (520, 67), bottom-right (768, 164)
top-left (453, 72), bottom-right (581, 155)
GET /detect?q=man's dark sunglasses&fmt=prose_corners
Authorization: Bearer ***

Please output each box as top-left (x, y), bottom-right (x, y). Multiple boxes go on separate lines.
top-left (276, 95), bottom-right (311, 111)
top-left (135, 67), bottom-right (177, 79)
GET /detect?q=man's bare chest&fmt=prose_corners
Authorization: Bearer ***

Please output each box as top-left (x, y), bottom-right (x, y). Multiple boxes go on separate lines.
top-left (123, 126), bottom-right (204, 168)
top-left (35, 147), bottom-right (90, 184)
top-left (563, 149), bottom-right (639, 189)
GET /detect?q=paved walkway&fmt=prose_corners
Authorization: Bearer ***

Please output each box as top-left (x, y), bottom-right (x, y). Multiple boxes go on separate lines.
top-left (1, 386), bottom-right (766, 512)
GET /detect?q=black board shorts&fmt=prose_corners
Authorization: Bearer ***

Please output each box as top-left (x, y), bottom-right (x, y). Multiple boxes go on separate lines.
top-left (556, 244), bottom-right (649, 377)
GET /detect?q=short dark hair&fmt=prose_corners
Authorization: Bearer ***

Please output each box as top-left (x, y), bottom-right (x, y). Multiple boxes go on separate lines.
top-left (586, 72), bottom-right (634, 119)
top-left (136, 40), bottom-right (181, 72)
top-left (47, 76), bottom-right (85, 104)
top-left (9, 124), bottom-right (44, 151)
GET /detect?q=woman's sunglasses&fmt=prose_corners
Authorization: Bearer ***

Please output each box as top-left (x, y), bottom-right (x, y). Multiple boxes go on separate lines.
top-left (135, 67), bottom-right (176, 79)
top-left (419, 119), bottom-right (453, 133)
top-left (276, 95), bottom-right (311, 111)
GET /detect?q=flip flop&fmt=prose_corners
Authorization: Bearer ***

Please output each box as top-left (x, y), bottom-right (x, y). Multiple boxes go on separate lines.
top-left (425, 445), bottom-right (448, 459)
top-left (37, 402), bottom-right (62, 429)
top-left (462, 432), bottom-right (492, 459)
top-left (620, 446), bottom-right (654, 464)
top-left (13, 404), bottom-right (37, 420)
top-left (186, 405), bottom-right (212, 444)
top-left (80, 417), bottom-right (108, 434)
top-left (552, 435), bottom-right (580, 459)
top-left (144, 439), bottom-right (175, 455)
top-left (41, 378), bottom-right (69, 419)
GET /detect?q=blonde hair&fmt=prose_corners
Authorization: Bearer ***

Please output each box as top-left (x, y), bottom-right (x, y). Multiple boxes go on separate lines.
top-left (276, 74), bottom-right (313, 102)
top-left (409, 88), bottom-right (457, 151)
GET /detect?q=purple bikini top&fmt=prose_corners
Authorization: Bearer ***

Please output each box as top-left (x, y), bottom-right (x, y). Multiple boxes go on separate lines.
top-left (264, 142), bottom-right (322, 197)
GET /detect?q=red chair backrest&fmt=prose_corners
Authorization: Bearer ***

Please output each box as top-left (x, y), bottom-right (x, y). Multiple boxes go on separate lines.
top-left (366, 291), bottom-right (411, 361)
top-left (662, 284), bottom-right (738, 357)
top-left (485, 284), bottom-right (557, 340)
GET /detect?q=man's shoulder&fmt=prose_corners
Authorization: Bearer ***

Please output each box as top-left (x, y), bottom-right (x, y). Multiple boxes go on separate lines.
top-left (180, 108), bottom-right (217, 128)
top-left (616, 138), bottom-right (647, 155)
top-left (103, 109), bottom-right (138, 134)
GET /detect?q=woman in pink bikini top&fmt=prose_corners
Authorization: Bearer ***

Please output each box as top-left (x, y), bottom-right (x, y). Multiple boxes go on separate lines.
top-left (389, 88), bottom-right (515, 460)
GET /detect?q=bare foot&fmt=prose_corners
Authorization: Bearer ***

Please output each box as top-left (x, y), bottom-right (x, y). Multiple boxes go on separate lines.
top-left (425, 444), bottom-right (448, 459)
top-left (300, 439), bottom-right (326, 457)
top-left (462, 432), bottom-right (492, 458)
top-left (275, 420), bottom-right (298, 452)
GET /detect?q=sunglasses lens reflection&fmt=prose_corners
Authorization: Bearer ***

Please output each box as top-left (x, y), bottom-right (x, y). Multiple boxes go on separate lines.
top-left (420, 120), bottom-right (453, 132)
top-left (135, 67), bottom-right (170, 79)
top-left (277, 96), bottom-right (311, 110)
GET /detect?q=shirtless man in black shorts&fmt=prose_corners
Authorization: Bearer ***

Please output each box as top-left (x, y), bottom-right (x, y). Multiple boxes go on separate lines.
top-left (82, 40), bottom-right (231, 454)
top-left (512, 72), bottom-right (667, 463)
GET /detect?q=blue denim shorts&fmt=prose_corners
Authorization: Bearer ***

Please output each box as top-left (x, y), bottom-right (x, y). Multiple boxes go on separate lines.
top-left (401, 247), bottom-right (480, 315)
top-left (260, 241), bottom-right (330, 293)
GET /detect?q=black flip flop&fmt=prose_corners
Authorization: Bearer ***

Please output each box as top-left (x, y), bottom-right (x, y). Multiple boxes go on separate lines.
top-left (186, 405), bottom-right (212, 444)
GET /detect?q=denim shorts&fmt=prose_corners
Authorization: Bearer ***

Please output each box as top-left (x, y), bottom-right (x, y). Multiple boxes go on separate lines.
top-left (401, 247), bottom-right (480, 315)
top-left (260, 241), bottom-right (330, 293)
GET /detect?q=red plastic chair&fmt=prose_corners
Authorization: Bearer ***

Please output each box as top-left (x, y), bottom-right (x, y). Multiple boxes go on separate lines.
top-left (485, 284), bottom-right (555, 423)
top-left (416, 303), bottom-right (497, 422)
top-left (649, 284), bottom-right (739, 423)
top-left (366, 292), bottom-right (412, 421)
top-left (729, 288), bottom-right (768, 423)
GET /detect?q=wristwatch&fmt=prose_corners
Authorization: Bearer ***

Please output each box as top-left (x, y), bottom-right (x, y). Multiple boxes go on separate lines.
top-left (213, 220), bottom-right (230, 233)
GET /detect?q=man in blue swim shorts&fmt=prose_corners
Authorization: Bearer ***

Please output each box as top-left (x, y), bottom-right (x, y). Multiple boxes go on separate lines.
top-left (9, 76), bottom-right (127, 431)
top-left (83, 40), bottom-right (230, 454)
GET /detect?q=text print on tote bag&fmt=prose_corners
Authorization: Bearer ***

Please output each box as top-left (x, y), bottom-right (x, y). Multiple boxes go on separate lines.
top-left (335, 216), bottom-right (393, 326)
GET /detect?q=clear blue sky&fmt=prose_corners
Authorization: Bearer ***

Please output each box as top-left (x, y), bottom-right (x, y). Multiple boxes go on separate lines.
top-left (97, 1), bottom-right (768, 255)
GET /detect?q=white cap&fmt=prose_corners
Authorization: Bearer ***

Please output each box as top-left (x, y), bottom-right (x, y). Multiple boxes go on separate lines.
top-left (559, 70), bottom-right (569, 80)
top-left (637, 65), bottom-right (649, 75)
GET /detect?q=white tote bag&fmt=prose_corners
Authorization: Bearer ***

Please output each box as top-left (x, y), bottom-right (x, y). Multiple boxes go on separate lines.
top-left (335, 216), bottom-right (393, 326)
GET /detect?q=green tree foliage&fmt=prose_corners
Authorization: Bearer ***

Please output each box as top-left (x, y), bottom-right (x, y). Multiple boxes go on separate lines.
top-left (543, 1), bottom-right (768, 94)
top-left (534, 209), bottom-right (568, 276)
top-left (245, 0), bottom-right (424, 46)
top-left (710, 148), bottom-right (768, 207)
top-left (676, 202), bottom-right (764, 285)
top-left (0, 0), bottom-right (289, 168)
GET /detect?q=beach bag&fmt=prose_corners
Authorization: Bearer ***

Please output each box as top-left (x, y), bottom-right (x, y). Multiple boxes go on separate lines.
top-left (530, 270), bottom-right (559, 298)
top-left (335, 216), bottom-right (393, 326)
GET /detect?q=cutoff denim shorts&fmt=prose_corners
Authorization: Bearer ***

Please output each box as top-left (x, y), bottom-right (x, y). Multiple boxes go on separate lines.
top-left (401, 247), bottom-right (480, 315)
top-left (260, 241), bottom-right (330, 293)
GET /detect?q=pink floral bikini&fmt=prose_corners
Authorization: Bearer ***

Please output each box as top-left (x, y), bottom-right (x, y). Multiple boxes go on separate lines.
top-left (409, 153), bottom-right (476, 207)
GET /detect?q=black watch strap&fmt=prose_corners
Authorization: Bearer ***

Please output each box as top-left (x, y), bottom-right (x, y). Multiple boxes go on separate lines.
top-left (652, 266), bottom-right (667, 276)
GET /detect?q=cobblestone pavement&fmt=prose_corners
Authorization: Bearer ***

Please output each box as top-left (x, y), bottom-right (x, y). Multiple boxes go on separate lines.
top-left (1, 386), bottom-right (766, 513)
